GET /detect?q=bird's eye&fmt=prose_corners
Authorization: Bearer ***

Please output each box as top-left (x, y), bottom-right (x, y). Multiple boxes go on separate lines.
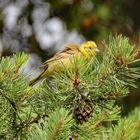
top-left (89, 47), bottom-right (92, 49)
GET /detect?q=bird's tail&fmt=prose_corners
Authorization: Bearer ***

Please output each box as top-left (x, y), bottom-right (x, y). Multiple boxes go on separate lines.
top-left (29, 70), bottom-right (45, 86)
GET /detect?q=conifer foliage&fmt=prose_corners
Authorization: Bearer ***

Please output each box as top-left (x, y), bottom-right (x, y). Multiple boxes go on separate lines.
top-left (0, 35), bottom-right (140, 139)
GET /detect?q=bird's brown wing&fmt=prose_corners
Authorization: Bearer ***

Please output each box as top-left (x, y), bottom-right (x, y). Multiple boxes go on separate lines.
top-left (42, 44), bottom-right (80, 68)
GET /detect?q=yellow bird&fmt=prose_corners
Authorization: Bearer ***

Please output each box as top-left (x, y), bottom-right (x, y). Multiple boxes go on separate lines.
top-left (30, 41), bottom-right (99, 85)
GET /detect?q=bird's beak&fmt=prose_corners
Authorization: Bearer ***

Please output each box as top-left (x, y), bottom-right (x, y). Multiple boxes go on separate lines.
top-left (95, 48), bottom-right (100, 52)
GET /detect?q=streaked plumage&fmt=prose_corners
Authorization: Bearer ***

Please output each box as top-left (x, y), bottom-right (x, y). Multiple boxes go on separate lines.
top-left (30, 41), bottom-right (98, 85)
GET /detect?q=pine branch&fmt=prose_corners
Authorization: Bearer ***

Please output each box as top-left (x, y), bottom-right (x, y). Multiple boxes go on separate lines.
top-left (0, 52), bottom-right (42, 138)
top-left (15, 113), bottom-right (48, 129)
top-left (1, 35), bottom-right (140, 139)
top-left (29, 108), bottom-right (74, 140)
top-left (107, 107), bottom-right (140, 140)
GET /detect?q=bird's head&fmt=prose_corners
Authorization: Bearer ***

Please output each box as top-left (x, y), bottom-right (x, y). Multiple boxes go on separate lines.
top-left (79, 41), bottom-right (99, 59)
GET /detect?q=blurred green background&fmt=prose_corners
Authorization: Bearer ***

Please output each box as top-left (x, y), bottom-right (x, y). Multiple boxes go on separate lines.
top-left (0, 0), bottom-right (140, 114)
